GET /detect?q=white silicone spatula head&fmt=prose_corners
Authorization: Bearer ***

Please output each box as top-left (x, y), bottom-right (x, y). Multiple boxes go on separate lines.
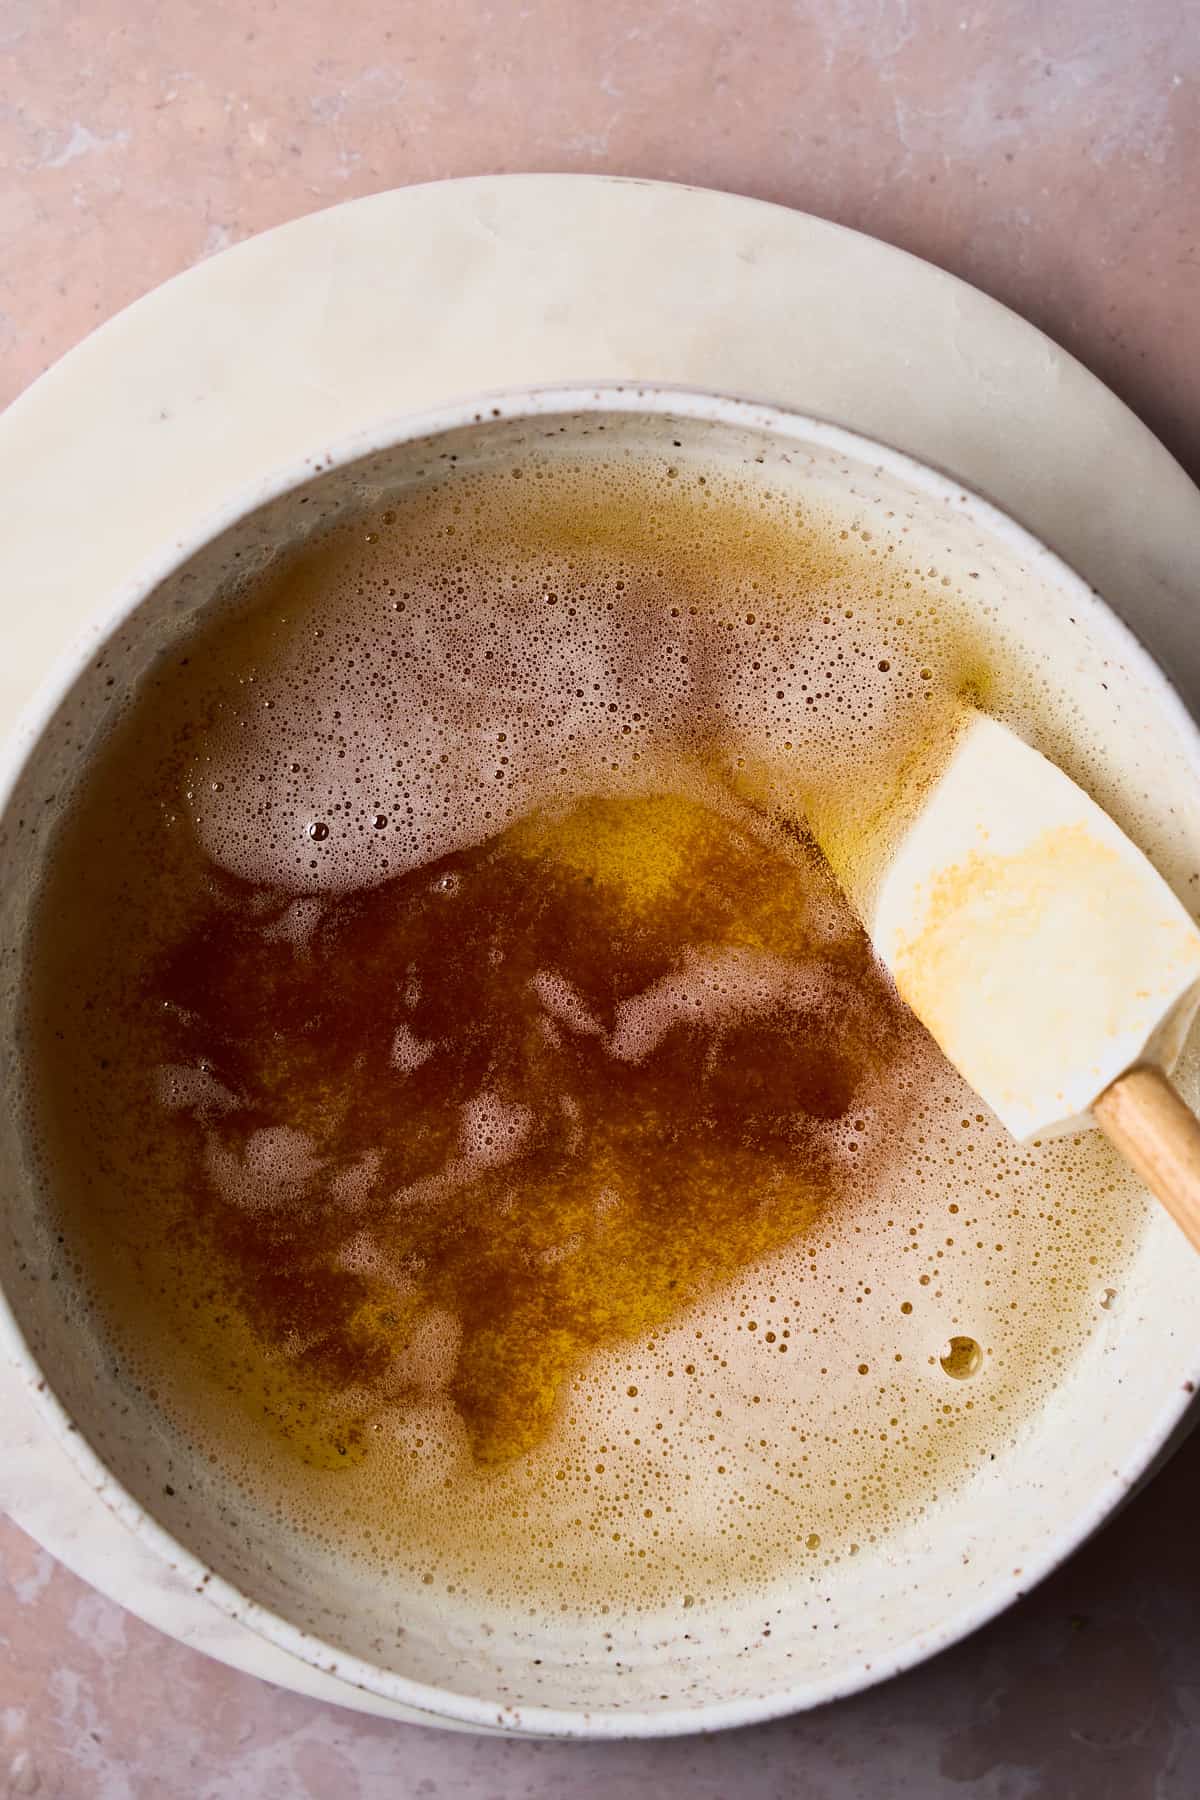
top-left (847, 712), bottom-right (1200, 1143)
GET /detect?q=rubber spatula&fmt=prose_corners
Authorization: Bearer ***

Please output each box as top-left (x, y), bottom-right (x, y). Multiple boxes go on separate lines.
top-left (825, 711), bottom-right (1200, 1251)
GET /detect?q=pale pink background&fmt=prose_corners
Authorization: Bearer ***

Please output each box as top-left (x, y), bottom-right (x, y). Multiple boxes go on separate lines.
top-left (2, 1), bottom-right (1199, 1794)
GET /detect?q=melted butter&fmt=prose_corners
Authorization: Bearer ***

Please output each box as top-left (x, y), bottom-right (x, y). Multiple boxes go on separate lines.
top-left (24, 451), bottom-right (1147, 1614)
top-left (106, 790), bottom-right (912, 1470)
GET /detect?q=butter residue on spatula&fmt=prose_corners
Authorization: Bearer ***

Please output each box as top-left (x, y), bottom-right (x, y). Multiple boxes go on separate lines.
top-left (816, 708), bottom-right (1200, 1249)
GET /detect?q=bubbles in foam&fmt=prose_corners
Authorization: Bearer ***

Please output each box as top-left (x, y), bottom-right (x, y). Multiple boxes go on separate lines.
top-left (940, 1336), bottom-right (983, 1380)
top-left (530, 970), bottom-right (603, 1038)
top-left (183, 455), bottom-right (977, 903)
top-left (457, 1091), bottom-right (534, 1167)
top-left (607, 946), bottom-right (841, 1064)
top-left (261, 897), bottom-right (325, 945)
top-left (384, 1305), bottom-right (461, 1394)
top-left (25, 445), bottom-right (1157, 1625)
top-left (390, 1023), bottom-right (434, 1072)
top-left (329, 1152), bottom-right (383, 1210)
top-left (204, 1124), bottom-right (325, 1212)
top-left (154, 1061), bottom-right (237, 1116)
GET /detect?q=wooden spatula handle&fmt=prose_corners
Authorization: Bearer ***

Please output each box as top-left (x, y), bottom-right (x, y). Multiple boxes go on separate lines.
top-left (1094, 1066), bottom-right (1200, 1253)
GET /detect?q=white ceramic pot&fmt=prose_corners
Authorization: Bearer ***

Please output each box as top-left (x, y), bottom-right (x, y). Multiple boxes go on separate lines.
top-left (2, 387), bottom-right (1197, 1737)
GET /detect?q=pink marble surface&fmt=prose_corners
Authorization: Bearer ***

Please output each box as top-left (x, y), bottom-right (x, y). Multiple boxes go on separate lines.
top-left (2, 0), bottom-right (1199, 1792)
top-left (2, 1434), bottom-right (1199, 1797)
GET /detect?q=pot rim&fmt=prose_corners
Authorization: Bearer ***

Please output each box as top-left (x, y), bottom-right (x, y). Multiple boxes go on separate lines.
top-left (3, 380), bottom-right (1197, 1738)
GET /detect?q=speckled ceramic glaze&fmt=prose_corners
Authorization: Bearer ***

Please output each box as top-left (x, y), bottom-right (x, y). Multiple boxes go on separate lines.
top-left (1, 383), bottom-right (1199, 1736)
